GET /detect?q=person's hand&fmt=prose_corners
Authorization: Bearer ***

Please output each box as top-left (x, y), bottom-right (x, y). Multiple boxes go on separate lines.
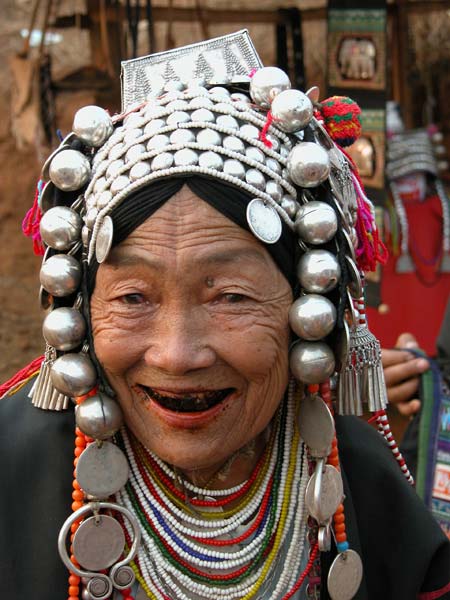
top-left (381, 333), bottom-right (430, 417)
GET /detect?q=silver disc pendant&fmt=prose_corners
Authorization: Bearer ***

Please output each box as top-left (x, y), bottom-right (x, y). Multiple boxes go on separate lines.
top-left (72, 515), bottom-right (125, 571)
top-left (305, 464), bottom-right (344, 523)
top-left (298, 394), bottom-right (334, 458)
top-left (345, 256), bottom-right (363, 299)
top-left (95, 216), bottom-right (114, 263)
top-left (327, 549), bottom-right (363, 600)
top-left (76, 441), bottom-right (129, 498)
top-left (246, 199), bottom-right (282, 244)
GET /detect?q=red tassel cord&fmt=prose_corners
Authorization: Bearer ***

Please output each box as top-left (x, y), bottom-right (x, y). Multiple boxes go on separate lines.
top-left (22, 179), bottom-right (45, 256)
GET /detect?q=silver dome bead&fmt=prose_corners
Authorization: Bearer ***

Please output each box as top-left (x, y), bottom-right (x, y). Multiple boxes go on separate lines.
top-left (167, 99), bottom-right (189, 111)
top-left (174, 149), bottom-right (199, 166)
top-left (209, 86), bottom-right (231, 100)
top-left (96, 190), bottom-right (113, 209)
top-left (49, 149), bottom-right (91, 192)
top-left (39, 206), bottom-right (82, 251)
top-left (94, 176), bottom-right (107, 193)
top-left (289, 341), bottom-right (336, 384)
top-left (130, 161), bottom-right (152, 179)
top-left (85, 207), bottom-right (98, 229)
top-left (297, 250), bottom-right (341, 293)
top-left (231, 92), bottom-right (251, 103)
top-left (287, 142), bottom-right (330, 188)
top-left (43, 307), bottom-right (86, 351)
top-left (75, 393), bottom-right (123, 439)
top-left (223, 159), bottom-right (245, 179)
top-left (150, 153), bottom-right (174, 171)
top-left (144, 118), bottom-right (166, 136)
top-left (123, 112), bottom-right (146, 128)
top-left (106, 159), bottom-right (124, 179)
top-left (147, 134), bottom-right (170, 151)
top-left (125, 144), bottom-right (146, 163)
top-left (110, 175), bottom-right (130, 195)
top-left (81, 225), bottom-right (90, 246)
top-left (123, 128), bottom-right (143, 144)
top-left (196, 128), bottom-right (222, 146)
top-left (271, 89), bottom-right (313, 133)
top-left (223, 136), bottom-right (245, 153)
top-left (109, 143), bottom-right (124, 160)
top-left (72, 105), bottom-right (113, 147)
top-left (199, 151), bottom-right (223, 171)
top-left (50, 353), bottom-right (97, 397)
top-left (245, 169), bottom-right (266, 190)
top-left (280, 196), bottom-right (299, 219)
top-left (170, 129), bottom-right (196, 144)
top-left (294, 201), bottom-right (338, 244)
top-left (239, 124), bottom-right (260, 139)
top-left (40, 254), bottom-right (82, 297)
top-left (246, 146), bottom-right (265, 163)
top-left (167, 111), bottom-right (191, 126)
top-left (188, 96), bottom-right (214, 110)
top-left (289, 294), bottom-right (337, 341)
top-left (265, 157), bottom-right (282, 175)
top-left (249, 67), bottom-right (291, 108)
top-left (191, 108), bottom-right (215, 123)
top-left (216, 114), bottom-right (239, 129)
top-left (265, 180), bottom-right (283, 202)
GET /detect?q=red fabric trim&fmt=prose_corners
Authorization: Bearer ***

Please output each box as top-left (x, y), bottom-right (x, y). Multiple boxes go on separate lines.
top-left (418, 581), bottom-right (450, 600)
top-left (0, 355), bottom-right (44, 398)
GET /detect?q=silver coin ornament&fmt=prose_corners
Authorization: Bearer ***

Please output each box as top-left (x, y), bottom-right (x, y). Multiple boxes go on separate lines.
top-left (327, 550), bottom-right (363, 600)
top-left (298, 393), bottom-right (335, 457)
top-left (43, 307), bottom-right (86, 351)
top-left (249, 67), bottom-right (291, 108)
top-left (73, 105), bottom-right (114, 148)
top-left (271, 89), bottom-right (313, 133)
top-left (39, 206), bottom-right (83, 251)
top-left (95, 216), bottom-right (114, 264)
top-left (305, 464), bottom-right (344, 523)
top-left (73, 515), bottom-right (125, 571)
top-left (76, 393), bottom-right (124, 440)
top-left (287, 142), bottom-right (331, 188)
top-left (50, 352), bottom-right (97, 397)
top-left (76, 441), bottom-right (129, 498)
top-left (290, 341), bottom-right (336, 384)
top-left (289, 294), bottom-right (337, 341)
top-left (294, 201), bottom-right (338, 245)
top-left (49, 149), bottom-right (91, 192)
top-left (297, 250), bottom-right (341, 294)
top-left (246, 198), bottom-right (282, 244)
top-left (40, 254), bottom-right (82, 297)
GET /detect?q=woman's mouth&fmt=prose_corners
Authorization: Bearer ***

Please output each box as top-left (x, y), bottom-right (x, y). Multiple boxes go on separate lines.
top-left (138, 386), bottom-right (235, 413)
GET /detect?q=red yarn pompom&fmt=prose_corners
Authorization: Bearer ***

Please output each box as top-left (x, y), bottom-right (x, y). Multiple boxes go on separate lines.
top-left (318, 96), bottom-right (362, 147)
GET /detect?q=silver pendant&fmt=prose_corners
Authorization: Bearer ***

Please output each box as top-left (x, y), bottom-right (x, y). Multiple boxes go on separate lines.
top-left (396, 253), bottom-right (415, 273)
top-left (345, 256), bottom-right (363, 299)
top-left (73, 515), bottom-right (125, 571)
top-left (298, 394), bottom-right (334, 458)
top-left (246, 198), bottom-right (282, 244)
top-left (305, 462), bottom-right (343, 524)
top-left (327, 549), bottom-right (363, 600)
top-left (39, 285), bottom-right (53, 310)
top-left (318, 523), bottom-right (332, 552)
top-left (76, 441), bottom-right (129, 498)
top-left (29, 345), bottom-right (70, 411)
top-left (95, 216), bottom-right (114, 263)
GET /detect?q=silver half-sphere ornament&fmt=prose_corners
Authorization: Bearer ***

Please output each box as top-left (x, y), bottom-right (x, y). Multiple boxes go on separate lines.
top-left (289, 294), bottom-right (337, 340)
top-left (249, 67), bottom-right (291, 108)
top-left (297, 250), bottom-right (341, 293)
top-left (75, 393), bottom-right (124, 439)
top-left (49, 149), bottom-right (91, 192)
top-left (294, 201), bottom-right (338, 245)
top-left (39, 206), bottom-right (83, 251)
top-left (271, 89), bottom-right (313, 133)
top-left (73, 105), bottom-right (114, 147)
top-left (40, 254), bottom-right (82, 297)
top-left (50, 353), bottom-right (97, 397)
top-left (287, 142), bottom-right (330, 188)
top-left (43, 307), bottom-right (86, 351)
top-left (290, 341), bottom-right (336, 384)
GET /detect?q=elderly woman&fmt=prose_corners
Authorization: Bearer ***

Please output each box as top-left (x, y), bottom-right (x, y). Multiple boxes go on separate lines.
top-left (0, 32), bottom-right (449, 600)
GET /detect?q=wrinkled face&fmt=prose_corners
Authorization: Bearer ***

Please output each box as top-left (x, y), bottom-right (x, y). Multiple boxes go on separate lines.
top-left (90, 186), bottom-right (292, 474)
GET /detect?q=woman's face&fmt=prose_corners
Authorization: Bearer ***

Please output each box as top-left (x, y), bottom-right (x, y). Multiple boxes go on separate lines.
top-left (90, 186), bottom-right (292, 475)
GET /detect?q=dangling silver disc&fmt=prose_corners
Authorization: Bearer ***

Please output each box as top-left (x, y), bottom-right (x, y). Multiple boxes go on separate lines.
top-left (340, 229), bottom-right (357, 263)
top-left (73, 514), bottom-right (125, 571)
top-left (39, 180), bottom-right (57, 214)
top-left (95, 216), bottom-right (114, 263)
top-left (246, 199), bottom-right (282, 244)
top-left (345, 256), bottom-right (363, 299)
top-left (305, 464), bottom-right (344, 523)
top-left (327, 549), bottom-right (363, 600)
top-left (39, 285), bottom-right (53, 310)
top-left (76, 441), bottom-right (129, 498)
top-left (298, 394), bottom-right (334, 458)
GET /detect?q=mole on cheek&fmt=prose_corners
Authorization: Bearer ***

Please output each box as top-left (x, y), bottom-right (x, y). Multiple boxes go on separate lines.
top-left (205, 276), bottom-right (215, 288)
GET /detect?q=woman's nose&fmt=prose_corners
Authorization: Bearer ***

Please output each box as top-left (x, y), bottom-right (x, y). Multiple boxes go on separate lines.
top-left (143, 307), bottom-right (216, 375)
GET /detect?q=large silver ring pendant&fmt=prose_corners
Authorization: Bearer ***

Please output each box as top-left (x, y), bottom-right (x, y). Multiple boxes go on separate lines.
top-left (246, 198), bottom-right (282, 244)
top-left (58, 501), bottom-right (141, 599)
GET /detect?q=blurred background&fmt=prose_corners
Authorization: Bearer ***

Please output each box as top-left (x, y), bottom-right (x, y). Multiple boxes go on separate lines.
top-left (1, 0), bottom-right (449, 408)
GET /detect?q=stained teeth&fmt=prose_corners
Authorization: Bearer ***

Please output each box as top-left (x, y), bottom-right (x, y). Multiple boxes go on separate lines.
top-left (141, 387), bottom-right (233, 413)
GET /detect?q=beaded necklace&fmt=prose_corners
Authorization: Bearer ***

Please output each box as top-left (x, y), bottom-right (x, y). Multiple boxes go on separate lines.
top-left (115, 382), bottom-right (309, 599)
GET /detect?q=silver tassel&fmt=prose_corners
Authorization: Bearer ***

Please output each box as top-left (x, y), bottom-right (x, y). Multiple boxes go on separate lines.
top-left (29, 344), bottom-right (70, 411)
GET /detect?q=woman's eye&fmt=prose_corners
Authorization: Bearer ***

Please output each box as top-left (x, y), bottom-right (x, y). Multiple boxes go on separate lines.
top-left (120, 293), bottom-right (146, 305)
top-left (222, 293), bottom-right (245, 303)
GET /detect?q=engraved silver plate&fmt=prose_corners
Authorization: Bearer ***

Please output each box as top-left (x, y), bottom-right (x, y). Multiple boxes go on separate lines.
top-left (95, 216), bottom-right (114, 263)
top-left (76, 441), bottom-right (129, 498)
top-left (305, 464), bottom-right (344, 523)
top-left (327, 549), bottom-right (363, 600)
top-left (298, 394), bottom-right (334, 458)
top-left (73, 515), bottom-right (125, 571)
top-left (246, 199), bottom-right (282, 244)
top-left (121, 30), bottom-right (262, 110)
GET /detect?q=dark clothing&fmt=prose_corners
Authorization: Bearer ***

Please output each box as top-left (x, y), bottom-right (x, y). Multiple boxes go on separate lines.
top-left (0, 379), bottom-right (449, 599)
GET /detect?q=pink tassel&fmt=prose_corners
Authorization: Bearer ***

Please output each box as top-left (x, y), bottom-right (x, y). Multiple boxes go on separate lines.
top-left (22, 180), bottom-right (45, 256)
